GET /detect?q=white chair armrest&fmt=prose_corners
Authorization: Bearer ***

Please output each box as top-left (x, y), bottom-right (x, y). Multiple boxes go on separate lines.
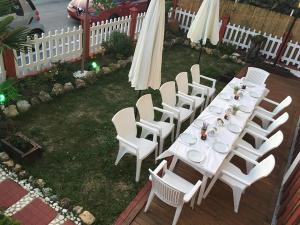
top-left (177, 92), bottom-right (195, 110)
top-left (199, 75), bottom-right (216, 88)
top-left (236, 143), bottom-right (262, 157)
top-left (232, 150), bottom-right (259, 166)
top-left (247, 122), bottom-right (269, 135)
top-left (244, 127), bottom-right (268, 141)
top-left (222, 170), bottom-right (251, 186)
top-left (183, 180), bottom-right (202, 202)
top-left (162, 103), bottom-right (180, 119)
top-left (116, 135), bottom-right (138, 150)
top-left (255, 106), bottom-right (275, 117)
top-left (263, 97), bottom-right (279, 106)
top-left (188, 83), bottom-right (206, 95)
top-left (154, 107), bottom-right (175, 124)
top-left (140, 119), bottom-right (162, 137)
top-left (136, 122), bottom-right (158, 142)
top-left (253, 111), bottom-right (275, 122)
top-left (149, 160), bottom-right (168, 181)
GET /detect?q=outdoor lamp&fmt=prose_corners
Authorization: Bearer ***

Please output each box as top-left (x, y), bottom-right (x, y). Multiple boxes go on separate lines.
top-left (0, 94), bottom-right (5, 104)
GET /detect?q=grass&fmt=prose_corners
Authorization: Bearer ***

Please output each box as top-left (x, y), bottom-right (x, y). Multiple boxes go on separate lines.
top-left (14, 45), bottom-right (242, 225)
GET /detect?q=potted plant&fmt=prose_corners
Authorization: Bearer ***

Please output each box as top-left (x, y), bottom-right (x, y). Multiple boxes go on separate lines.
top-left (232, 105), bottom-right (239, 115)
top-left (200, 122), bottom-right (209, 140)
top-left (1, 132), bottom-right (42, 159)
top-left (233, 86), bottom-right (240, 100)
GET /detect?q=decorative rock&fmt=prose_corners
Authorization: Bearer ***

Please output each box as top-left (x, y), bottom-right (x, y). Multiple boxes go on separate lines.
top-left (13, 164), bottom-right (22, 173)
top-left (204, 47), bottom-right (214, 55)
top-left (117, 59), bottom-right (128, 68)
top-left (97, 46), bottom-right (106, 56)
top-left (232, 52), bottom-right (241, 57)
top-left (51, 83), bottom-right (64, 96)
top-left (42, 187), bottom-right (53, 197)
top-left (230, 55), bottom-right (238, 61)
top-left (35, 178), bottom-right (46, 188)
top-left (39, 91), bottom-right (52, 102)
top-left (16, 100), bottom-right (31, 113)
top-left (60, 197), bottom-right (72, 209)
top-left (109, 63), bottom-right (120, 72)
top-left (0, 152), bottom-right (9, 162)
top-left (73, 205), bottom-right (83, 215)
top-left (237, 59), bottom-right (244, 64)
top-left (75, 79), bottom-right (86, 89)
top-left (50, 195), bottom-right (58, 201)
top-left (221, 54), bottom-right (229, 59)
top-left (3, 105), bottom-right (19, 118)
top-left (102, 67), bottom-right (112, 75)
top-left (63, 82), bottom-right (75, 92)
top-left (79, 211), bottom-right (95, 225)
top-left (183, 39), bottom-right (190, 46)
top-left (190, 42), bottom-right (197, 49)
top-left (175, 37), bottom-right (184, 44)
top-left (3, 160), bottom-right (15, 169)
top-left (85, 71), bottom-right (97, 85)
top-left (19, 170), bottom-right (29, 179)
top-left (30, 97), bottom-right (40, 106)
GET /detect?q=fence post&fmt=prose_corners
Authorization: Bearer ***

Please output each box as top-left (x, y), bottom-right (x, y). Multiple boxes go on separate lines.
top-left (219, 15), bottom-right (230, 41)
top-left (172, 0), bottom-right (178, 19)
top-left (2, 49), bottom-right (17, 78)
top-left (129, 7), bottom-right (139, 41)
top-left (81, 15), bottom-right (91, 59)
top-left (274, 32), bottom-right (292, 65)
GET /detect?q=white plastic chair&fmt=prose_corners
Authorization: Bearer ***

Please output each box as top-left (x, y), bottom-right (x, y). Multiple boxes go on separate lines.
top-left (112, 107), bottom-right (158, 182)
top-left (144, 160), bottom-right (202, 225)
top-left (175, 72), bottom-right (206, 114)
top-left (190, 64), bottom-right (216, 106)
top-left (245, 112), bottom-right (289, 148)
top-left (244, 67), bottom-right (270, 86)
top-left (216, 153), bottom-right (275, 213)
top-left (136, 94), bottom-right (175, 155)
top-left (253, 96), bottom-right (292, 128)
top-left (160, 81), bottom-right (194, 138)
top-left (235, 130), bottom-right (283, 173)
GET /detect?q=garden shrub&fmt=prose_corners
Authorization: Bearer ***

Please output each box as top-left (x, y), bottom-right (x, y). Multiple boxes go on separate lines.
top-left (105, 31), bottom-right (133, 57)
top-left (0, 79), bottom-right (21, 104)
top-left (0, 213), bottom-right (20, 225)
top-left (217, 42), bottom-right (236, 55)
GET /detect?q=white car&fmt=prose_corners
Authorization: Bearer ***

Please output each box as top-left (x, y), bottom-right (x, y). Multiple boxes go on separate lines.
top-left (1, 0), bottom-right (45, 37)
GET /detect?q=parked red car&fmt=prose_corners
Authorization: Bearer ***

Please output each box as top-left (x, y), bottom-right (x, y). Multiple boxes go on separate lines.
top-left (67, 0), bottom-right (148, 23)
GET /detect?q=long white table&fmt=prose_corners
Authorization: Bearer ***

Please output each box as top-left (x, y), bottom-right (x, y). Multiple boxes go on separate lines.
top-left (157, 77), bottom-right (265, 205)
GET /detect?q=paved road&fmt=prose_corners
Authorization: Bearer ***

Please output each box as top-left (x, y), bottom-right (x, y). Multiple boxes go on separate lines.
top-left (32, 0), bottom-right (80, 32)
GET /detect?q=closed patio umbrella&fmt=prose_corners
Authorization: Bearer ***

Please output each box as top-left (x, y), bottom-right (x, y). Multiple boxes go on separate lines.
top-left (128, 0), bottom-right (165, 91)
top-left (187, 0), bottom-right (220, 63)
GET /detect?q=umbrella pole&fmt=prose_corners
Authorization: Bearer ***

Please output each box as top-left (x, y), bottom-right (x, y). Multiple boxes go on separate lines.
top-left (197, 43), bottom-right (203, 65)
top-left (134, 90), bottom-right (143, 118)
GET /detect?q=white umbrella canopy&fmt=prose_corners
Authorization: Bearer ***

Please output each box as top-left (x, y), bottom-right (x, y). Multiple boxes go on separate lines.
top-left (187, 0), bottom-right (220, 45)
top-left (128, 0), bottom-right (165, 91)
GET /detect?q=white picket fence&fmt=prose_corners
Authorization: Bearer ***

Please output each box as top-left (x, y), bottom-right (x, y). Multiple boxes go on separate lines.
top-left (174, 8), bottom-right (300, 69)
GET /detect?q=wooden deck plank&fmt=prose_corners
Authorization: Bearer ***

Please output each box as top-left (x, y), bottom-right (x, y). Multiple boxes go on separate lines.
top-left (127, 71), bottom-right (300, 225)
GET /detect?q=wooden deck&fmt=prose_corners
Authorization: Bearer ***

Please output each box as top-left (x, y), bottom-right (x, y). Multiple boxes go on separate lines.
top-left (119, 70), bottom-right (300, 225)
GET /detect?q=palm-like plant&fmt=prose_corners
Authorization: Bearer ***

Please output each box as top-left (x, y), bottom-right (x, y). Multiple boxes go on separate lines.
top-left (0, 0), bottom-right (32, 54)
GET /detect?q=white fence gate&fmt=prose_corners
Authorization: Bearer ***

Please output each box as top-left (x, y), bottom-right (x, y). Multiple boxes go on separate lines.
top-left (174, 8), bottom-right (300, 69)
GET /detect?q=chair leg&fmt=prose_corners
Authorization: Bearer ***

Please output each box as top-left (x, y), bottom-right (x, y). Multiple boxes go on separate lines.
top-left (154, 145), bottom-right (158, 163)
top-left (261, 119), bottom-right (270, 129)
top-left (135, 159), bottom-right (142, 182)
top-left (176, 121), bottom-right (182, 138)
top-left (254, 137), bottom-right (263, 148)
top-left (159, 138), bottom-right (165, 155)
top-left (232, 187), bottom-right (243, 213)
top-left (190, 194), bottom-right (196, 209)
top-left (171, 128), bottom-right (175, 143)
top-left (115, 146), bottom-right (127, 165)
top-left (144, 190), bottom-right (155, 212)
top-left (172, 205), bottom-right (183, 225)
top-left (246, 161), bottom-right (255, 174)
top-left (190, 112), bottom-right (195, 124)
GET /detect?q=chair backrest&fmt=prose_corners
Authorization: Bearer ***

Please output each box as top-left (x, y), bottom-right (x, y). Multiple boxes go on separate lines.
top-left (258, 130), bottom-right (283, 156)
top-left (267, 112), bottom-right (289, 133)
top-left (149, 170), bottom-right (185, 207)
top-left (112, 107), bottom-right (137, 138)
top-left (273, 96), bottom-right (292, 115)
top-left (245, 67), bottom-right (270, 86)
top-left (160, 81), bottom-right (177, 107)
top-left (175, 72), bottom-right (189, 95)
top-left (247, 155), bottom-right (275, 184)
top-left (191, 64), bottom-right (201, 84)
top-left (136, 94), bottom-right (155, 122)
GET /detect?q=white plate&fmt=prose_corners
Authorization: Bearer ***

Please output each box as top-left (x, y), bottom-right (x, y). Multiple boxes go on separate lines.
top-left (213, 141), bottom-right (229, 154)
top-left (219, 93), bottom-right (231, 101)
top-left (227, 123), bottom-right (242, 133)
top-left (179, 133), bottom-right (197, 145)
top-left (193, 119), bottom-right (204, 129)
top-left (187, 149), bottom-right (206, 163)
top-left (249, 91), bottom-right (260, 98)
top-left (209, 106), bottom-right (222, 114)
top-left (239, 105), bottom-right (251, 113)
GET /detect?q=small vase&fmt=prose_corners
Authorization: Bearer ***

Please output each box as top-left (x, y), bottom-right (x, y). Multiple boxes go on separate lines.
top-left (232, 110), bottom-right (238, 115)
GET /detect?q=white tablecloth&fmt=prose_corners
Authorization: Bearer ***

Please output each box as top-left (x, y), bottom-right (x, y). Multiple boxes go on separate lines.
top-left (157, 77), bottom-right (265, 178)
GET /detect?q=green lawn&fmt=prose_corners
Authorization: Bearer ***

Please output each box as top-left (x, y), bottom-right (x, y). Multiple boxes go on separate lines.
top-left (15, 45), bottom-right (242, 225)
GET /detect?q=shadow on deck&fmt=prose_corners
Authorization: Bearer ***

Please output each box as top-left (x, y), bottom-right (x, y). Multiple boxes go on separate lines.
top-left (115, 69), bottom-right (300, 225)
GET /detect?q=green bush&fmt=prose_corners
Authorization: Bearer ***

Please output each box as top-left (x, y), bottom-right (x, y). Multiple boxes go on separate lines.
top-left (0, 213), bottom-right (20, 225)
top-left (217, 42), bottom-right (236, 56)
top-left (0, 79), bottom-right (21, 105)
top-left (105, 31), bottom-right (133, 57)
